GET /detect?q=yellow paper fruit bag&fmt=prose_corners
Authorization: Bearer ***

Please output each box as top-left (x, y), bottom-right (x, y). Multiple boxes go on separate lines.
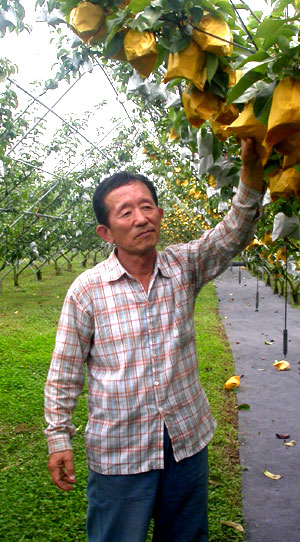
top-left (70, 2), bottom-right (106, 44)
top-left (164, 40), bottom-right (206, 91)
top-left (264, 77), bottom-right (300, 150)
top-left (273, 360), bottom-right (290, 371)
top-left (124, 30), bottom-right (157, 78)
top-left (192, 14), bottom-right (233, 56)
top-left (222, 65), bottom-right (243, 88)
top-left (282, 154), bottom-right (300, 169)
top-left (169, 126), bottom-right (180, 141)
top-left (268, 167), bottom-right (300, 201)
top-left (222, 102), bottom-right (269, 165)
top-left (89, 22), bottom-right (107, 44)
top-left (276, 131), bottom-right (300, 162)
top-left (224, 376), bottom-right (240, 389)
top-left (209, 101), bottom-right (239, 141)
top-left (182, 84), bottom-right (219, 128)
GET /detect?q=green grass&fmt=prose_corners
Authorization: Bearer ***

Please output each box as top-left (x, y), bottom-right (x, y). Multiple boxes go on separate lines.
top-left (0, 260), bottom-right (243, 541)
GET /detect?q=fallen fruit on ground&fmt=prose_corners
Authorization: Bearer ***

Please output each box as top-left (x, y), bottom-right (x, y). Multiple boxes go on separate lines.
top-left (273, 360), bottom-right (290, 371)
top-left (264, 470), bottom-right (282, 480)
top-left (220, 520), bottom-right (244, 532)
top-left (224, 375), bottom-right (240, 389)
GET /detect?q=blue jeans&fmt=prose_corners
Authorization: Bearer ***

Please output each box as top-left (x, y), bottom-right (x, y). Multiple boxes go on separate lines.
top-left (86, 426), bottom-right (208, 542)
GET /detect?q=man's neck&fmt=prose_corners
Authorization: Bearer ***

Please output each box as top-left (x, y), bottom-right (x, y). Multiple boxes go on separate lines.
top-left (116, 248), bottom-right (157, 292)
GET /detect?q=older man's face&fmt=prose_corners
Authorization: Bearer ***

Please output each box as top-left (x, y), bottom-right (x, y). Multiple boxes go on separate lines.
top-left (97, 181), bottom-right (163, 259)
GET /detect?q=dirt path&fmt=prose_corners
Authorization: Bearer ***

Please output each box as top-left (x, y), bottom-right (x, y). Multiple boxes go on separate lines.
top-left (214, 266), bottom-right (300, 542)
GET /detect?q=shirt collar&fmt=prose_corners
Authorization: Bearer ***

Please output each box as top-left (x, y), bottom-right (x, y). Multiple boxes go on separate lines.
top-left (102, 248), bottom-right (172, 282)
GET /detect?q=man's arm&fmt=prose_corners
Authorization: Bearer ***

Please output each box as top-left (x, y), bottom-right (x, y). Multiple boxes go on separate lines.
top-left (44, 279), bottom-right (94, 490)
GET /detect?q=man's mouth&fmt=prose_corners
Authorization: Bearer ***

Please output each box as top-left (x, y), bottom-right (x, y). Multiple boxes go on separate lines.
top-left (135, 230), bottom-right (154, 238)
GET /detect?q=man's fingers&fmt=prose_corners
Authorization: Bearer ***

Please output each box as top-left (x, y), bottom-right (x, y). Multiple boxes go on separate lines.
top-left (48, 450), bottom-right (76, 491)
top-left (241, 138), bottom-right (257, 164)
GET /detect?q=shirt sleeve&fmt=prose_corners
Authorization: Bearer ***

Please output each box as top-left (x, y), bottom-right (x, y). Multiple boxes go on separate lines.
top-left (181, 181), bottom-right (264, 292)
top-left (44, 278), bottom-right (94, 454)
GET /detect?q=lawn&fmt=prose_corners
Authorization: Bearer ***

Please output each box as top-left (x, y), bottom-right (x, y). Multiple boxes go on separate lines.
top-left (0, 258), bottom-right (243, 541)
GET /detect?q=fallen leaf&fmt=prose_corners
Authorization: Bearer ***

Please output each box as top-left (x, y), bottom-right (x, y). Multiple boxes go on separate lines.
top-left (273, 360), bottom-right (290, 371)
top-left (258, 368), bottom-right (265, 371)
top-left (209, 475), bottom-right (222, 486)
top-left (237, 403), bottom-right (250, 410)
top-left (284, 440), bottom-right (296, 447)
top-left (14, 311), bottom-right (19, 314)
top-left (264, 469), bottom-right (282, 480)
top-left (224, 376), bottom-right (240, 390)
top-left (265, 341), bottom-right (273, 345)
top-left (276, 433), bottom-right (290, 439)
top-left (220, 521), bottom-right (244, 533)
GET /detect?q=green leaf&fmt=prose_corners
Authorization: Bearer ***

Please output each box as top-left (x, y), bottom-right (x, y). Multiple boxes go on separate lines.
top-left (206, 53), bottom-right (219, 83)
top-left (166, 0), bottom-right (185, 9)
top-left (263, 24), bottom-right (298, 50)
top-left (214, 0), bottom-right (235, 17)
top-left (227, 70), bottom-right (266, 103)
top-left (128, 0), bottom-right (152, 15)
top-left (255, 18), bottom-right (285, 39)
top-left (236, 50), bottom-right (270, 70)
top-left (207, 70), bottom-right (228, 98)
top-left (237, 403), bottom-right (250, 411)
top-left (189, 6), bottom-right (203, 24)
top-left (253, 81), bottom-right (276, 125)
top-left (169, 36), bottom-right (190, 53)
top-left (271, 0), bottom-right (291, 17)
top-left (103, 31), bottom-right (125, 59)
top-left (131, 6), bottom-right (162, 30)
top-left (276, 34), bottom-right (290, 54)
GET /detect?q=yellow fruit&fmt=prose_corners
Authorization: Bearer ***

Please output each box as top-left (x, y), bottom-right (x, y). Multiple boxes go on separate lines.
top-left (164, 40), bottom-right (206, 91)
top-left (264, 77), bottom-right (300, 151)
top-left (209, 101), bottom-right (239, 141)
top-left (192, 14), bottom-right (233, 56)
top-left (70, 2), bottom-right (106, 44)
top-left (169, 127), bottom-right (180, 141)
top-left (124, 30), bottom-right (157, 78)
top-left (222, 102), bottom-right (270, 165)
top-left (182, 84), bottom-right (219, 128)
top-left (267, 167), bottom-right (300, 201)
top-left (224, 376), bottom-right (240, 389)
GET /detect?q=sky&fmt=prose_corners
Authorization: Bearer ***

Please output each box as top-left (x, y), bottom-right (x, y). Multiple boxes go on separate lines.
top-left (0, 0), bottom-right (136, 169)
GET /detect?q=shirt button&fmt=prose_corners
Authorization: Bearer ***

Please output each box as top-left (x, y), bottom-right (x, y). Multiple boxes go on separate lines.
top-left (154, 381), bottom-right (160, 386)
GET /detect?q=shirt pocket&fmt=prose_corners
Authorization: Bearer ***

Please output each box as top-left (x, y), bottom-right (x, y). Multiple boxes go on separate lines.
top-left (173, 286), bottom-right (195, 346)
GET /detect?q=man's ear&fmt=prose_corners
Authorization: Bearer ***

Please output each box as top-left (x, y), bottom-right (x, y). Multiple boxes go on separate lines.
top-left (96, 224), bottom-right (114, 244)
top-left (158, 207), bottom-right (164, 220)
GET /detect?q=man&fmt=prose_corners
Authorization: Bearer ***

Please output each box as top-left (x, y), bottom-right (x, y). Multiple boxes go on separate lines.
top-left (45, 138), bottom-right (264, 541)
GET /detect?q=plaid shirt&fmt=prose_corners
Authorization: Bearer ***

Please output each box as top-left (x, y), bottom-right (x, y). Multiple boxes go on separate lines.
top-left (45, 182), bottom-right (262, 474)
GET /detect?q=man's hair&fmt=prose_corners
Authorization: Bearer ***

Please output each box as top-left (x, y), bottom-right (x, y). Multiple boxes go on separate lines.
top-left (93, 171), bottom-right (158, 227)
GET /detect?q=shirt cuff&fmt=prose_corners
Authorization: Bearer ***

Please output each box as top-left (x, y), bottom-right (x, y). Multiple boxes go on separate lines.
top-left (237, 180), bottom-right (267, 202)
top-left (46, 433), bottom-right (73, 455)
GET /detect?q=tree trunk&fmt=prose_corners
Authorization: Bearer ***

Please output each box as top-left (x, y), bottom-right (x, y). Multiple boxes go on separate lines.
top-left (54, 260), bottom-right (61, 275)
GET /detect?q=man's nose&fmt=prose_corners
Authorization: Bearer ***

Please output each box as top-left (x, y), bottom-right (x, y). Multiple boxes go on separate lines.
top-left (133, 208), bottom-right (148, 224)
